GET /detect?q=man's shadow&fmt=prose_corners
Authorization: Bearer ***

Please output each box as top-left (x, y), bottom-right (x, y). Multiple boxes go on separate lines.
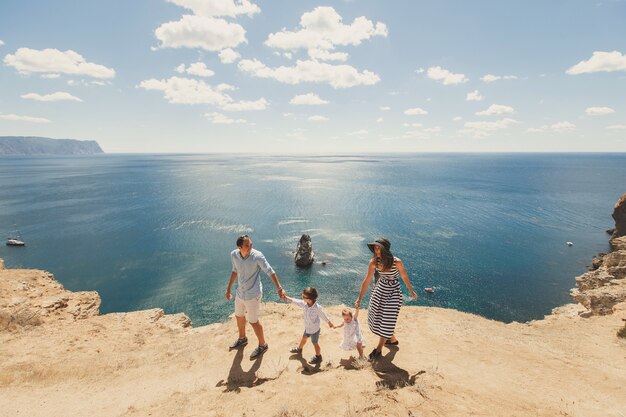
top-left (216, 347), bottom-right (268, 393)
top-left (372, 346), bottom-right (425, 389)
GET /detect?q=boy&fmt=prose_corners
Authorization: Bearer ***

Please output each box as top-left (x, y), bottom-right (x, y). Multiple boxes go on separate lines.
top-left (283, 287), bottom-right (334, 365)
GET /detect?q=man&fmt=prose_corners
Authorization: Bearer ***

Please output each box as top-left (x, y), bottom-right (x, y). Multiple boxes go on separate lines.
top-left (225, 234), bottom-right (285, 360)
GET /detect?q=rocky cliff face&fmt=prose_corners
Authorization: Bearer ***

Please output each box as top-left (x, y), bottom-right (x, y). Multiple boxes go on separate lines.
top-left (570, 192), bottom-right (626, 316)
top-left (0, 136), bottom-right (104, 155)
top-left (0, 266), bottom-right (190, 331)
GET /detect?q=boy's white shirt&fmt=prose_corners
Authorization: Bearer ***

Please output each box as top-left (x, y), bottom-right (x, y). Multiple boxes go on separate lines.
top-left (291, 298), bottom-right (330, 334)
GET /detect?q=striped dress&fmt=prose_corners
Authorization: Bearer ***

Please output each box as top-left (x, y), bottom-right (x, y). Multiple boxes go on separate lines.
top-left (367, 257), bottom-right (402, 339)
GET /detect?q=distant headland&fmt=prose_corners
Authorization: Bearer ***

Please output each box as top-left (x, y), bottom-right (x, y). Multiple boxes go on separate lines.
top-left (0, 136), bottom-right (104, 155)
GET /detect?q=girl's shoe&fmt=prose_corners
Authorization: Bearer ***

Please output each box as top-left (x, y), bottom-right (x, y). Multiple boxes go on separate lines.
top-left (289, 347), bottom-right (303, 354)
top-left (384, 339), bottom-right (399, 346)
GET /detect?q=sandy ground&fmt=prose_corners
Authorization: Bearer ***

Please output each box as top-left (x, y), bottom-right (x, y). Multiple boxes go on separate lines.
top-left (1, 266), bottom-right (625, 417)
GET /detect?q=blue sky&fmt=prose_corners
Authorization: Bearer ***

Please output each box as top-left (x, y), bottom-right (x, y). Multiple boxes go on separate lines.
top-left (1, 0), bottom-right (625, 153)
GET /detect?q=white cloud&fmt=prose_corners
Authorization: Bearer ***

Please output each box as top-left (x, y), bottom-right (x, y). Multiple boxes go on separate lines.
top-left (289, 93), bottom-right (329, 105)
top-left (4, 48), bottom-right (115, 78)
top-left (415, 68), bottom-right (425, 74)
top-left (404, 107), bottom-right (428, 115)
top-left (476, 104), bottom-right (514, 116)
top-left (0, 40), bottom-right (4, 46)
top-left (175, 62), bottom-right (215, 77)
top-left (238, 58), bottom-right (380, 89)
top-left (403, 123), bottom-right (423, 128)
top-left (527, 122), bottom-right (577, 133)
top-left (466, 90), bottom-right (483, 101)
top-left (166, 0), bottom-right (260, 17)
top-left (216, 83), bottom-right (236, 92)
top-left (453, 116), bottom-right (463, 121)
top-left (219, 48), bottom-right (241, 64)
top-left (348, 129), bottom-right (368, 136)
top-left (308, 48), bottom-right (348, 62)
top-left (480, 74), bottom-right (518, 82)
top-left (0, 113), bottom-right (51, 123)
top-left (585, 106), bottom-right (615, 116)
top-left (606, 124), bottom-right (626, 130)
top-left (566, 51), bottom-right (626, 75)
top-left (221, 98), bottom-right (268, 111)
top-left (379, 106), bottom-right (390, 111)
top-left (462, 118), bottom-right (519, 137)
top-left (264, 6), bottom-right (387, 55)
top-left (138, 76), bottom-right (232, 106)
top-left (551, 121), bottom-right (576, 132)
top-left (308, 115), bottom-right (329, 121)
top-left (205, 112), bottom-right (246, 124)
top-left (376, 117), bottom-right (383, 123)
top-left (427, 66), bottom-right (468, 85)
top-left (155, 15), bottom-right (247, 51)
top-left (67, 79), bottom-right (111, 87)
top-left (21, 92), bottom-right (82, 102)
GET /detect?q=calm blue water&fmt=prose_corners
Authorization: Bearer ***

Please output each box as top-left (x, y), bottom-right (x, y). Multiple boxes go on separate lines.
top-left (0, 153), bottom-right (623, 325)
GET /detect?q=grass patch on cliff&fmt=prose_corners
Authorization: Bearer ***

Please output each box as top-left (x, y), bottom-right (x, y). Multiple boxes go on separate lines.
top-left (618, 322), bottom-right (626, 339)
top-left (0, 307), bottom-right (42, 331)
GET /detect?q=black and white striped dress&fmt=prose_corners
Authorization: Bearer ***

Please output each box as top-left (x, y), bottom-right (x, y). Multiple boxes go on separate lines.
top-left (368, 258), bottom-right (402, 339)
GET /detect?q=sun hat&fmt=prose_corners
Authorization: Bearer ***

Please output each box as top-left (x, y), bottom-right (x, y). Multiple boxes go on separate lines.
top-left (367, 238), bottom-right (391, 255)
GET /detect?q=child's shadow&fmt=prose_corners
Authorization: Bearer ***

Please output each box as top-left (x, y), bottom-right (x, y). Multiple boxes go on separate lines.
top-left (289, 352), bottom-right (322, 375)
top-left (216, 347), bottom-right (268, 393)
top-left (372, 346), bottom-right (425, 390)
top-left (338, 356), bottom-right (368, 371)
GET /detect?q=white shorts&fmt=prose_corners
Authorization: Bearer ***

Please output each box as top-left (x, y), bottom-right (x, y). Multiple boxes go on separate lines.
top-left (234, 294), bottom-right (262, 323)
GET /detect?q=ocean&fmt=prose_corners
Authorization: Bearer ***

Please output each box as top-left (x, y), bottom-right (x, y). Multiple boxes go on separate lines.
top-left (1, 153), bottom-right (624, 325)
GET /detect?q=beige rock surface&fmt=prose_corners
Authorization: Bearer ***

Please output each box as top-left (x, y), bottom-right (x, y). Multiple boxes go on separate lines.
top-left (1, 265), bottom-right (625, 417)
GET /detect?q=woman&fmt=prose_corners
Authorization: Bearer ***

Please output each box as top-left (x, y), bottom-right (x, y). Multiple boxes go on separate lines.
top-left (355, 238), bottom-right (417, 360)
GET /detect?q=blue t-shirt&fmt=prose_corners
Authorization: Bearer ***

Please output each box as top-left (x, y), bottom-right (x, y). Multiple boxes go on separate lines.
top-left (231, 248), bottom-right (275, 300)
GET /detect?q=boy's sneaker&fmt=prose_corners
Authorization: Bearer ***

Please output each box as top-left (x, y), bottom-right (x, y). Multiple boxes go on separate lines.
top-left (250, 344), bottom-right (268, 360)
top-left (308, 355), bottom-right (322, 365)
top-left (229, 337), bottom-right (248, 349)
top-left (289, 347), bottom-right (302, 354)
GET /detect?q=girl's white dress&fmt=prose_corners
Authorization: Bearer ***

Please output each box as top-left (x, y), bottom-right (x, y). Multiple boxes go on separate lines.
top-left (340, 318), bottom-right (366, 350)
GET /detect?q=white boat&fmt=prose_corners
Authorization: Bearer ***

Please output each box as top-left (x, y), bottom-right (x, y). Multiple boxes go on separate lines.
top-left (6, 226), bottom-right (25, 246)
top-left (6, 238), bottom-right (25, 246)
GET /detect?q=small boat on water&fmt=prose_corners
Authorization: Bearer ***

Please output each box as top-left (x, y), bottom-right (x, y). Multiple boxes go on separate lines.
top-left (6, 226), bottom-right (25, 246)
top-left (6, 238), bottom-right (25, 246)
top-left (424, 287), bottom-right (434, 293)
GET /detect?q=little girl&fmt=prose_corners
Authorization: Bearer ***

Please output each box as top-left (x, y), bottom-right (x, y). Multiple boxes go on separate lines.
top-left (334, 306), bottom-right (365, 359)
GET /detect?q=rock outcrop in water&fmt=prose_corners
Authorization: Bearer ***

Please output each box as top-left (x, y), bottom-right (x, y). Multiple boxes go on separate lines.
top-left (294, 234), bottom-right (314, 267)
top-left (571, 192), bottom-right (626, 315)
top-left (0, 136), bottom-right (104, 155)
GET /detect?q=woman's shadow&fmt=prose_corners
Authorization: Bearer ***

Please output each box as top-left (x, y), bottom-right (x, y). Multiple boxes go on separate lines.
top-left (216, 347), bottom-right (269, 393)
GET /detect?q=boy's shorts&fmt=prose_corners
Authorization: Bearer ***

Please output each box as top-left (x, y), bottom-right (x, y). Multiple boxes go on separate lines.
top-left (303, 329), bottom-right (320, 344)
top-left (234, 294), bottom-right (261, 323)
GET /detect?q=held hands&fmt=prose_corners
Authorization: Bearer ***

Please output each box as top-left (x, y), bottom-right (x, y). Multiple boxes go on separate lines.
top-left (410, 289), bottom-right (418, 300)
top-left (354, 298), bottom-right (361, 308)
top-left (277, 287), bottom-right (286, 299)
top-left (328, 321), bottom-right (335, 329)
top-left (225, 290), bottom-right (232, 301)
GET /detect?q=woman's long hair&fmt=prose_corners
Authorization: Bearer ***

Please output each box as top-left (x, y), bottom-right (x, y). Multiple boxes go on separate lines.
top-left (374, 249), bottom-right (394, 271)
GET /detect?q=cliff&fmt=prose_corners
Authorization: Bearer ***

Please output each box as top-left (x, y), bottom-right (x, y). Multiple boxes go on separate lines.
top-left (1, 196), bottom-right (625, 417)
top-left (0, 136), bottom-right (104, 155)
top-left (571, 193), bottom-right (626, 315)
